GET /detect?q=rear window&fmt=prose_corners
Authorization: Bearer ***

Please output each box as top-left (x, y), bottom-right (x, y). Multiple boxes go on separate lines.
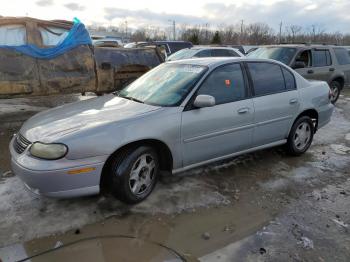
top-left (334, 48), bottom-right (350, 65)
top-left (166, 48), bottom-right (198, 61)
top-left (211, 49), bottom-right (239, 57)
top-left (0, 24), bottom-right (26, 46)
top-left (195, 49), bottom-right (211, 58)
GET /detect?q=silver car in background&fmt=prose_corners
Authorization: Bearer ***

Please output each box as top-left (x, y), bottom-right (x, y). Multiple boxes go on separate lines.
top-left (10, 57), bottom-right (334, 203)
top-left (166, 46), bottom-right (244, 61)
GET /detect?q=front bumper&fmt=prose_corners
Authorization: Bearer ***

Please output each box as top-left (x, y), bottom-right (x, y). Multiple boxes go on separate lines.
top-left (10, 138), bottom-right (108, 198)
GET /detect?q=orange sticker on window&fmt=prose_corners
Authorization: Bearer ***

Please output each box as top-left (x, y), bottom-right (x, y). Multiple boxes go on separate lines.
top-left (225, 79), bottom-right (231, 87)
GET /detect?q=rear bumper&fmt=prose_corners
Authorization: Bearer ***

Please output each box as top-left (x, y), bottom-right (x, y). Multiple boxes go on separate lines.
top-left (318, 103), bottom-right (334, 129)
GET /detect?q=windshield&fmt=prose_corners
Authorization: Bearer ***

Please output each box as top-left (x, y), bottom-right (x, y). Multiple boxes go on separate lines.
top-left (118, 63), bottom-right (207, 106)
top-left (166, 48), bottom-right (199, 61)
top-left (248, 47), bottom-right (297, 65)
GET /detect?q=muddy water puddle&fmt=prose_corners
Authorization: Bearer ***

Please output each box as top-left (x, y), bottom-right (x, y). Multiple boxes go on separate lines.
top-left (1, 201), bottom-right (273, 262)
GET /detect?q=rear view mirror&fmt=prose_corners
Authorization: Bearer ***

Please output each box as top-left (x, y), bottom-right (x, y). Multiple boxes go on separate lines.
top-left (193, 95), bottom-right (215, 108)
top-left (293, 61), bottom-right (306, 69)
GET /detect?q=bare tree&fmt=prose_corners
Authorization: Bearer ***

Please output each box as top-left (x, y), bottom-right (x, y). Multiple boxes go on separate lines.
top-left (286, 25), bottom-right (302, 43)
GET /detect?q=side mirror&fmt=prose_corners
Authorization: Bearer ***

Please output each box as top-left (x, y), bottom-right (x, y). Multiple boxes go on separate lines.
top-left (292, 61), bottom-right (306, 69)
top-left (193, 95), bottom-right (215, 108)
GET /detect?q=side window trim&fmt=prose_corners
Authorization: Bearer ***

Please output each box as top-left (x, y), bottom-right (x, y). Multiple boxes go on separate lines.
top-left (281, 66), bottom-right (297, 91)
top-left (326, 50), bottom-right (332, 66)
top-left (184, 62), bottom-right (249, 111)
top-left (245, 61), bottom-right (296, 98)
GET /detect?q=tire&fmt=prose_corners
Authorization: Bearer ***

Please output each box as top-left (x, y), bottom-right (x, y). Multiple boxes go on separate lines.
top-left (330, 80), bottom-right (341, 104)
top-left (109, 146), bottom-right (159, 204)
top-left (286, 116), bottom-right (314, 156)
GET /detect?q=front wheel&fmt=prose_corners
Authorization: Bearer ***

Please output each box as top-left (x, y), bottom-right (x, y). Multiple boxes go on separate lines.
top-left (109, 146), bottom-right (159, 204)
top-left (286, 116), bottom-right (314, 156)
top-left (330, 81), bottom-right (341, 104)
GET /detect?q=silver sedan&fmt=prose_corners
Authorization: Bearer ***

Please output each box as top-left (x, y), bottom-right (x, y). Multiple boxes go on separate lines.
top-left (10, 58), bottom-right (334, 203)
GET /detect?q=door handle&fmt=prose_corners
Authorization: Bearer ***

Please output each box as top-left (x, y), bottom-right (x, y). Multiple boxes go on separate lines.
top-left (329, 68), bottom-right (335, 72)
top-left (307, 70), bottom-right (314, 74)
top-left (101, 62), bottom-right (112, 70)
top-left (289, 98), bottom-right (298, 104)
top-left (238, 107), bottom-right (249, 114)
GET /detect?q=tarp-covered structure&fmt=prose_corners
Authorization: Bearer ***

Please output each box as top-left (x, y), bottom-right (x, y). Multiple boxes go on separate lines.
top-left (0, 21), bottom-right (91, 59)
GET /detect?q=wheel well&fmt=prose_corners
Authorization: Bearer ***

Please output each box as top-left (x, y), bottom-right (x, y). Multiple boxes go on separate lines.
top-left (100, 139), bottom-right (173, 190)
top-left (295, 109), bottom-right (319, 132)
top-left (331, 77), bottom-right (344, 89)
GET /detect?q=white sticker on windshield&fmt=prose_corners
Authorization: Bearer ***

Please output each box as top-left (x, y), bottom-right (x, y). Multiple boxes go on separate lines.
top-left (180, 65), bottom-right (204, 74)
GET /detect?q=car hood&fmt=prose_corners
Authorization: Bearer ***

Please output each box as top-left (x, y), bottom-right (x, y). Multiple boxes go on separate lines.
top-left (21, 94), bottom-right (161, 142)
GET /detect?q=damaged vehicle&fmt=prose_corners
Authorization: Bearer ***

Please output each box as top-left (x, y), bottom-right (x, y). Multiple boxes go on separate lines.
top-left (0, 17), bottom-right (163, 98)
top-left (10, 58), bottom-right (334, 203)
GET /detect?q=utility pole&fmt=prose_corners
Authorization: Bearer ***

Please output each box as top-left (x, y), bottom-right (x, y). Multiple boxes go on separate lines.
top-left (172, 20), bottom-right (176, 40)
top-left (240, 20), bottom-right (244, 44)
top-left (168, 20), bottom-right (176, 40)
top-left (205, 23), bottom-right (209, 43)
top-left (279, 21), bottom-right (283, 44)
top-left (125, 20), bottom-right (128, 39)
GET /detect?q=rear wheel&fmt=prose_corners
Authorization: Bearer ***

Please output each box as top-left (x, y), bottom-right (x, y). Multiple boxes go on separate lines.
top-left (286, 116), bottom-right (314, 156)
top-left (330, 80), bottom-right (341, 104)
top-left (109, 146), bottom-right (159, 204)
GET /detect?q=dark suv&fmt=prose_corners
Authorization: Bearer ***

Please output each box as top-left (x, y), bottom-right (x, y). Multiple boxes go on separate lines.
top-left (248, 45), bottom-right (350, 103)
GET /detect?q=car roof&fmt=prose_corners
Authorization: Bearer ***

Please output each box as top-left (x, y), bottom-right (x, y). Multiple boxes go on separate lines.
top-left (154, 40), bottom-right (192, 44)
top-left (167, 57), bottom-right (286, 68)
top-left (189, 46), bottom-right (238, 50)
top-left (260, 44), bottom-right (342, 49)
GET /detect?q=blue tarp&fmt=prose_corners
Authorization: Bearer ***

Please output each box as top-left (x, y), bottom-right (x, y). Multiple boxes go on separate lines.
top-left (0, 21), bottom-right (92, 59)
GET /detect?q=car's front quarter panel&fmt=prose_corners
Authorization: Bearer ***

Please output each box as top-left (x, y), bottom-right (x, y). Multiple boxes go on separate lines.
top-left (58, 106), bottom-right (183, 169)
top-left (10, 104), bottom-right (182, 198)
top-left (9, 137), bottom-right (106, 197)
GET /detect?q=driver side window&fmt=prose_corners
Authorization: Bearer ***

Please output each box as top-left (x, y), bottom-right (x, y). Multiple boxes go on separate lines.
top-left (295, 50), bottom-right (311, 67)
top-left (197, 63), bottom-right (246, 105)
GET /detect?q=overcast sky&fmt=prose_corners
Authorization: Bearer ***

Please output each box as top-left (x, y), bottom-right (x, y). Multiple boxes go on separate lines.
top-left (2, 0), bottom-right (350, 33)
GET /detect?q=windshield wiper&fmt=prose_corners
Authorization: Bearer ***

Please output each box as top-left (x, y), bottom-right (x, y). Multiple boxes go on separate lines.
top-left (121, 96), bottom-right (144, 104)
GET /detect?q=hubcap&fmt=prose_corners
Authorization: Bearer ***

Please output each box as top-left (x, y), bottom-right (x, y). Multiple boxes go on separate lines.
top-left (331, 85), bottom-right (339, 102)
top-left (129, 154), bottom-right (156, 195)
top-left (294, 122), bottom-right (312, 150)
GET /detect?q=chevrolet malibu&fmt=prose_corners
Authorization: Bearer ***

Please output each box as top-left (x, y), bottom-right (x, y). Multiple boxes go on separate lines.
top-left (10, 58), bottom-right (334, 203)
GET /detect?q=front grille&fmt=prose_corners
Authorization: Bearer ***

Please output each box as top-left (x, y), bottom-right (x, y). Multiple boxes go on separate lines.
top-left (13, 134), bottom-right (31, 154)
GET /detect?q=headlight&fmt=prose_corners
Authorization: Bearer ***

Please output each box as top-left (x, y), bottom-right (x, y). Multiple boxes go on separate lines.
top-left (30, 142), bottom-right (68, 160)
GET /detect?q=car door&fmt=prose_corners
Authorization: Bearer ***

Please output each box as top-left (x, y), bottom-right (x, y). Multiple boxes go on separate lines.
top-left (246, 62), bottom-right (300, 146)
top-left (35, 22), bottom-right (96, 95)
top-left (181, 63), bottom-right (254, 167)
top-left (0, 22), bottom-right (40, 96)
top-left (299, 48), bottom-right (333, 82)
